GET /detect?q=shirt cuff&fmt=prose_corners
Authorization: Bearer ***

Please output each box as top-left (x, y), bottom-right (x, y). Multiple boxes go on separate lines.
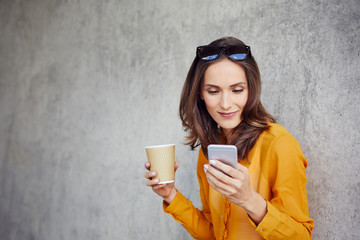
top-left (247, 201), bottom-right (282, 238)
top-left (163, 190), bottom-right (184, 214)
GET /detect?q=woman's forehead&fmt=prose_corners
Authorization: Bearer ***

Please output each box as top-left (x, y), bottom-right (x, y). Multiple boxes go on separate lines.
top-left (203, 59), bottom-right (247, 86)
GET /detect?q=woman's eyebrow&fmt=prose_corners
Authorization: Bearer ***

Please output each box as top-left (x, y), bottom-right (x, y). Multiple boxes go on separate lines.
top-left (230, 81), bottom-right (247, 87)
top-left (204, 81), bottom-right (247, 88)
top-left (203, 84), bottom-right (220, 88)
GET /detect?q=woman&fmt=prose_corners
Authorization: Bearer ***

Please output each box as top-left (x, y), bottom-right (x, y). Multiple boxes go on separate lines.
top-left (144, 37), bottom-right (314, 239)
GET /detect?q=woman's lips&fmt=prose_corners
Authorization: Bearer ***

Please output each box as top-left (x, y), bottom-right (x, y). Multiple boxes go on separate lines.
top-left (218, 111), bottom-right (239, 118)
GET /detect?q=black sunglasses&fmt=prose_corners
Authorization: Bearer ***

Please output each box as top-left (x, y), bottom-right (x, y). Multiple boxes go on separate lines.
top-left (196, 45), bottom-right (251, 61)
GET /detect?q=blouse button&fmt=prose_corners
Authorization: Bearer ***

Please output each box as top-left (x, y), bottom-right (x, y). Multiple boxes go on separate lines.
top-left (259, 229), bottom-right (264, 233)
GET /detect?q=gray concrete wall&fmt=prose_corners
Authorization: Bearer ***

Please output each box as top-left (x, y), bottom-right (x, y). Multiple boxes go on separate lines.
top-left (0, 0), bottom-right (359, 239)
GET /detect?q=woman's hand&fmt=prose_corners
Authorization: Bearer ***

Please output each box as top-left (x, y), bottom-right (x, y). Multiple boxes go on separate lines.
top-left (144, 161), bottom-right (179, 204)
top-left (204, 160), bottom-right (267, 224)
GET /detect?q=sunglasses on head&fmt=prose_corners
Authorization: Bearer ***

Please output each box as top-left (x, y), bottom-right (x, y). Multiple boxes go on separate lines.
top-left (196, 45), bottom-right (251, 61)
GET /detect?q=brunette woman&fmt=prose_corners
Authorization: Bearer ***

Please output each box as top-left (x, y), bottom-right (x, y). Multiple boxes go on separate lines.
top-left (144, 36), bottom-right (314, 240)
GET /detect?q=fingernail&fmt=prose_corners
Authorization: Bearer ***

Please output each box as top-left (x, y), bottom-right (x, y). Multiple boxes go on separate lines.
top-left (152, 172), bottom-right (156, 176)
top-left (209, 160), bottom-right (216, 165)
top-left (154, 179), bottom-right (159, 183)
top-left (204, 164), bottom-right (208, 173)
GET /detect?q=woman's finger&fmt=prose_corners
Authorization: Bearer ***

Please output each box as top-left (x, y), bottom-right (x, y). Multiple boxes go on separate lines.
top-left (209, 160), bottom-right (239, 177)
top-left (144, 170), bottom-right (157, 179)
top-left (205, 164), bottom-right (240, 192)
top-left (145, 161), bottom-right (151, 170)
top-left (206, 162), bottom-right (233, 183)
top-left (146, 178), bottom-right (160, 186)
top-left (174, 161), bottom-right (179, 172)
top-left (236, 162), bottom-right (248, 173)
top-left (206, 165), bottom-right (230, 186)
top-left (205, 168), bottom-right (231, 194)
top-left (152, 184), bottom-right (166, 190)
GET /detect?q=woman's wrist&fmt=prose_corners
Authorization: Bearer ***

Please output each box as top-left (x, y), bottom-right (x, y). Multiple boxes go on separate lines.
top-left (163, 187), bottom-right (177, 204)
top-left (244, 190), bottom-right (267, 225)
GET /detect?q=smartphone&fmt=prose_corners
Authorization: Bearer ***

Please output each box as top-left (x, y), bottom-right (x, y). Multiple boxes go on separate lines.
top-left (207, 144), bottom-right (238, 169)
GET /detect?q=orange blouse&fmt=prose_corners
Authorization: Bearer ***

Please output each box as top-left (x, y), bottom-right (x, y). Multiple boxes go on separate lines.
top-left (163, 123), bottom-right (314, 239)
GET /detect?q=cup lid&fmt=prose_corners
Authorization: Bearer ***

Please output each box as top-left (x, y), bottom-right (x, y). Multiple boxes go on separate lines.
top-left (145, 144), bottom-right (175, 149)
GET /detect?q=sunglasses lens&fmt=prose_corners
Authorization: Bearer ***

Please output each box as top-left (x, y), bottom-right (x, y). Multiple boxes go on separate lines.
top-left (202, 54), bottom-right (219, 60)
top-left (197, 46), bottom-right (220, 60)
top-left (229, 53), bottom-right (247, 60)
top-left (227, 45), bottom-right (249, 60)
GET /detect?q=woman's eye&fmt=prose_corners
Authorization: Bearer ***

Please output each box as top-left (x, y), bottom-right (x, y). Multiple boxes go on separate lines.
top-left (233, 89), bottom-right (244, 93)
top-left (208, 90), bottom-right (219, 94)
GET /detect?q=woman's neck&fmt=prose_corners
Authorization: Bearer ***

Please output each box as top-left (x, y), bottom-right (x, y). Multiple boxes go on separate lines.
top-left (223, 128), bottom-right (236, 144)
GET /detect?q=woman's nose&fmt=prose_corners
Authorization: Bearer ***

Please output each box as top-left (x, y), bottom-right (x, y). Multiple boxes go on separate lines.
top-left (220, 93), bottom-right (231, 109)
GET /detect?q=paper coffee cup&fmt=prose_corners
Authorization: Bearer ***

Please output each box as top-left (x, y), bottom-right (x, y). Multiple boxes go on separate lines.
top-left (145, 144), bottom-right (175, 184)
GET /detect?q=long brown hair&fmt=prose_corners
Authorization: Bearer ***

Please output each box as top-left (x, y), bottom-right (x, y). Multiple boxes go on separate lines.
top-left (179, 37), bottom-right (275, 160)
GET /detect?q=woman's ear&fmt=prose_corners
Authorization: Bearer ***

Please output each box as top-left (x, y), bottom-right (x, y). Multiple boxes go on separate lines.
top-left (199, 92), bottom-right (204, 100)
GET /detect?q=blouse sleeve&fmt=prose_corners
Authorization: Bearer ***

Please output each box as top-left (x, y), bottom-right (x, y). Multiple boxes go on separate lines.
top-left (254, 134), bottom-right (314, 240)
top-left (163, 149), bottom-right (215, 239)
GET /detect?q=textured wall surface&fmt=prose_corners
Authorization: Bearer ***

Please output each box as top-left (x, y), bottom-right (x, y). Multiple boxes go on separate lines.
top-left (1, 0), bottom-right (359, 239)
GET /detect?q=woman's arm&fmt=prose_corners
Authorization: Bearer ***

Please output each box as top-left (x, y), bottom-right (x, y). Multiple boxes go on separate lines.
top-left (162, 150), bottom-right (215, 240)
top-left (256, 134), bottom-right (314, 239)
top-left (204, 134), bottom-right (314, 239)
top-left (145, 160), bottom-right (214, 239)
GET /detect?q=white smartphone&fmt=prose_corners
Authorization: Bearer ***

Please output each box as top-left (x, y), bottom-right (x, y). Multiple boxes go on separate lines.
top-left (207, 144), bottom-right (238, 169)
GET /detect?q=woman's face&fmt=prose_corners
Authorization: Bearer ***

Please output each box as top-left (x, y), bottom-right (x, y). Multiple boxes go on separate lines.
top-left (201, 59), bottom-right (248, 135)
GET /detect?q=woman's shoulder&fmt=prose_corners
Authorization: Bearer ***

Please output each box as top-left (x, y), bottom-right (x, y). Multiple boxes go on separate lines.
top-left (261, 123), bottom-right (308, 169)
top-left (260, 122), bottom-right (299, 146)
top-left (264, 122), bottom-right (293, 138)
